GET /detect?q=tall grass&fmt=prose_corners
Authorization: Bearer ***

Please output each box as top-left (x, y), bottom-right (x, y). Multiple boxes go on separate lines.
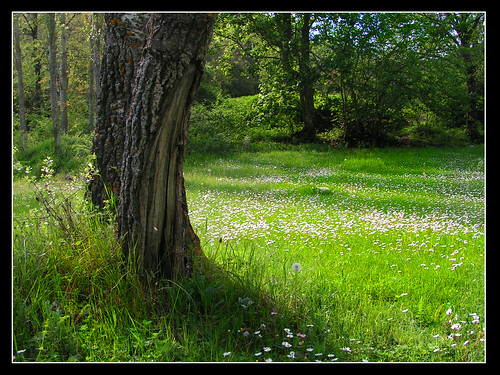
top-left (13, 145), bottom-right (485, 362)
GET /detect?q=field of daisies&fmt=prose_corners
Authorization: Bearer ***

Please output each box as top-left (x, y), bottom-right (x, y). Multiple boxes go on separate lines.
top-left (185, 145), bottom-right (485, 362)
top-left (13, 145), bottom-right (485, 362)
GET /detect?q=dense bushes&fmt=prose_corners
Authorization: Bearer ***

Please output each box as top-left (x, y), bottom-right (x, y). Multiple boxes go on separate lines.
top-left (13, 116), bottom-right (93, 179)
top-left (187, 92), bottom-right (473, 155)
top-left (187, 94), bottom-right (299, 155)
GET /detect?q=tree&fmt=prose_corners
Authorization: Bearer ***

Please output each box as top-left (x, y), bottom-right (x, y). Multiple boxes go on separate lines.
top-left (88, 13), bottom-right (102, 132)
top-left (46, 13), bottom-right (61, 153)
top-left (443, 13), bottom-right (484, 143)
top-left (296, 13), bottom-right (317, 140)
top-left (13, 14), bottom-right (27, 143)
top-left (90, 13), bottom-right (150, 208)
top-left (216, 13), bottom-right (319, 140)
top-left (59, 13), bottom-right (69, 134)
top-left (22, 13), bottom-right (43, 115)
top-left (91, 13), bottom-right (215, 280)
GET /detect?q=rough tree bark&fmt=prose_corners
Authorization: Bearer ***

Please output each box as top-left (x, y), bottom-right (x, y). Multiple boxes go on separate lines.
top-left (90, 13), bottom-right (150, 207)
top-left (91, 13), bottom-right (215, 280)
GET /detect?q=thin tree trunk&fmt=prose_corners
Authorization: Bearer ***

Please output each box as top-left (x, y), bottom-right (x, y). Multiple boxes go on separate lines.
top-left (92, 14), bottom-right (102, 99)
top-left (47, 13), bottom-right (61, 153)
top-left (89, 13), bottom-right (102, 132)
top-left (59, 13), bottom-right (69, 134)
top-left (88, 51), bottom-right (94, 132)
top-left (23, 14), bottom-right (42, 115)
top-left (297, 13), bottom-right (316, 141)
top-left (13, 14), bottom-right (27, 144)
top-left (88, 14), bottom-right (100, 132)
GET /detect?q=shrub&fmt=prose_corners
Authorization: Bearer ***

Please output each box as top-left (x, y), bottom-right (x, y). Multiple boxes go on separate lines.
top-left (187, 95), bottom-right (260, 154)
top-left (13, 132), bottom-right (92, 179)
top-left (400, 123), bottom-right (469, 147)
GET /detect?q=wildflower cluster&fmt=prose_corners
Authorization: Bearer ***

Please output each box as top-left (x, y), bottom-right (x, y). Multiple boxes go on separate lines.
top-left (229, 323), bottom-right (340, 362)
top-left (40, 157), bottom-right (54, 179)
top-left (426, 308), bottom-right (485, 356)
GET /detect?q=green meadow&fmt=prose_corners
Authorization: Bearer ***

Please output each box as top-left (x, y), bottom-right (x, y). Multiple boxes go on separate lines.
top-left (12, 145), bottom-right (485, 362)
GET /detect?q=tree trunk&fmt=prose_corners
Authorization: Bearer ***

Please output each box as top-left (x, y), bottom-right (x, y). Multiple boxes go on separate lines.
top-left (46, 13), bottom-right (61, 153)
top-left (90, 13), bottom-right (150, 208)
top-left (446, 13), bottom-right (484, 143)
top-left (298, 85), bottom-right (316, 140)
top-left (297, 13), bottom-right (316, 141)
top-left (119, 13), bottom-right (214, 280)
top-left (23, 14), bottom-right (42, 115)
top-left (88, 50), bottom-right (94, 132)
top-left (89, 13), bottom-right (102, 132)
top-left (59, 13), bottom-right (69, 134)
top-left (13, 14), bottom-right (27, 143)
top-left (92, 13), bottom-right (215, 280)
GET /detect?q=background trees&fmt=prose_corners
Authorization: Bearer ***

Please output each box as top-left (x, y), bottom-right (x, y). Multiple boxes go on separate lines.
top-left (214, 13), bottom-right (320, 140)
top-left (200, 12), bottom-right (484, 147)
top-left (13, 13), bottom-right (102, 176)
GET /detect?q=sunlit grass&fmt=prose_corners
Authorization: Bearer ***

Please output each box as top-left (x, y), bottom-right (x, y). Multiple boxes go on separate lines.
top-left (184, 145), bottom-right (485, 361)
top-left (13, 145), bottom-right (485, 362)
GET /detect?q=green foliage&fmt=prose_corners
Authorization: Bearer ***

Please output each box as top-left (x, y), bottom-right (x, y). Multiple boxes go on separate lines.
top-left (400, 123), bottom-right (469, 148)
top-left (188, 95), bottom-right (264, 154)
top-left (209, 13), bottom-right (484, 147)
top-left (13, 129), bottom-right (92, 179)
top-left (13, 13), bottom-right (97, 123)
